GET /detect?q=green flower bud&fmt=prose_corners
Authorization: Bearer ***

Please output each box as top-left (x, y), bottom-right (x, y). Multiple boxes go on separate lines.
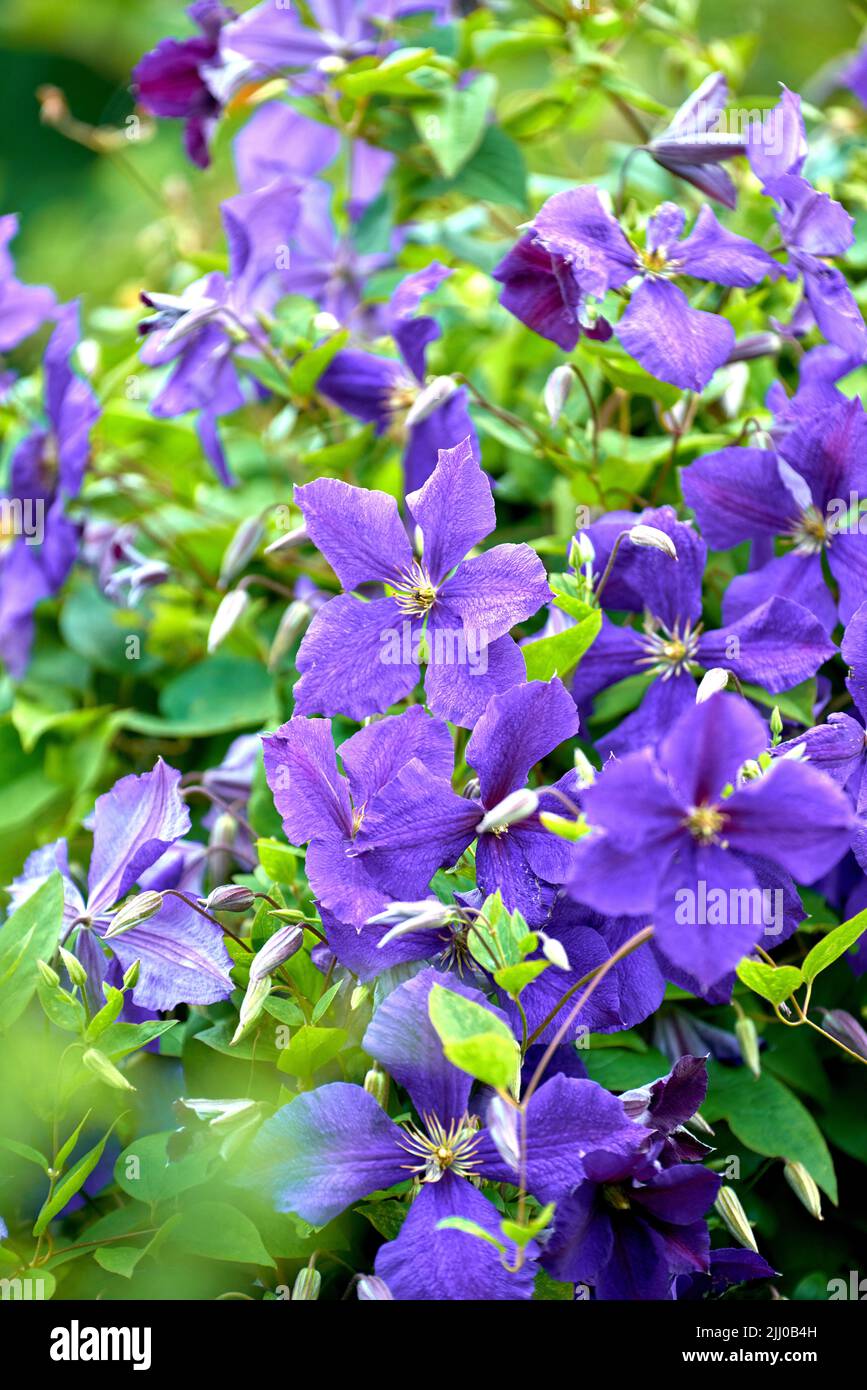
top-left (784, 1161), bottom-right (822, 1221)
top-left (205, 884), bottom-right (256, 914)
top-left (122, 959), bottom-right (141, 990)
top-left (715, 1185), bottom-right (758, 1252)
top-left (735, 1015), bottom-right (761, 1078)
top-left (230, 974), bottom-right (271, 1046)
top-left (59, 946), bottom-right (88, 990)
top-left (363, 1066), bottom-right (389, 1109)
top-left (292, 1265), bottom-right (322, 1300)
top-left (103, 891), bottom-right (164, 938)
top-left (82, 1047), bottom-right (136, 1092)
top-left (218, 515), bottom-right (264, 589)
top-left (37, 959), bottom-right (60, 988)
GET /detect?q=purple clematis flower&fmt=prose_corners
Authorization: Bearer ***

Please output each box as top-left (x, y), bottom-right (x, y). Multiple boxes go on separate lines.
top-left (571, 506), bottom-right (834, 757)
top-left (566, 692), bottom-right (854, 990)
top-left (494, 188), bottom-right (773, 390)
top-left (291, 437), bottom-right (549, 726)
top-left (318, 261), bottom-right (476, 491)
top-left (541, 1058), bottom-right (721, 1299)
top-left (132, 2), bottom-right (239, 169)
top-left (233, 101), bottom-right (340, 193)
top-left (355, 679), bottom-right (581, 926)
top-left (0, 214), bottom-right (56, 349)
top-left (748, 87), bottom-right (867, 357)
top-left (675, 1246), bottom-right (777, 1299)
top-left (7, 759), bottom-right (233, 1011)
top-left (262, 706), bottom-right (455, 926)
top-left (139, 177), bottom-right (302, 482)
top-left (774, 601), bottom-right (867, 871)
top-left (648, 72), bottom-right (748, 209)
top-left (0, 303), bottom-right (99, 677)
top-left (681, 395), bottom-right (867, 628)
top-left (246, 966), bottom-right (642, 1299)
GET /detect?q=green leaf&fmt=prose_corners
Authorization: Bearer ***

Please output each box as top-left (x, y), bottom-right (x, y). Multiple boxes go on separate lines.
top-left (428, 983), bottom-right (520, 1093)
top-left (114, 1131), bottom-right (217, 1204)
top-left (288, 330), bottom-right (350, 395)
top-left (413, 73), bottom-right (496, 178)
top-left (97, 1020), bottom-right (178, 1061)
top-left (802, 909), bottom-right (867, 982)
top-left (338, 47), bottom-right (443, 97)
top-left (523, 606), bottom-right (601, 682)
top-left (0, 872), bottom-right (65, 1029)
top-left (501, 1201), bottom-right (555, 1250)
top-left (93, 1244), bottom-right (149, 1278)
top-left (451, 126), bottom-right (527, 206)
top-left (703, 1060), bottom-right (837, 1203)
top-left (169, 1200), bottom-right (274, 1267)
top-left (276, 1025), bottom-right (348, 1080)
top-left (736, 958), bottom-right (804, 1006)
top-left (0, 1136), bottom-right (49, 1171)
top-left (467, 891), bottom-right (530, 971)
top-left (255, 837), bottom-right (301, 883)
top-left (493, 960), bottom-right (549, 997)
top-left (33, 1117), bottom-right (123, 1236)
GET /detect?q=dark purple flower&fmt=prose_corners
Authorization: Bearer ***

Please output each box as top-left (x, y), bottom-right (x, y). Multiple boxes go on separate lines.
top-left (0, 303), bottom-right (99, 677)
top-left (648, 72), bottom-right (748, 209)
top-left (0, 214), bottom-right (56, 349)
top-left (355, 678), bottom-right (580, 925)
top-left (774, 600), bottom-right (867, 871)
top-left (247, 967), bottom-right (642, 1299)
top-left (674, 1246), bottom-right (777, 1299)
top-left (262, 706), bottom-right (455, 926)
top-left (291, 437), bottom-right (549, 726)
top-left (566, 692), bottom-right (853, 990)
top-left (132, 2), bottom-right (239, 169)
top-left (619, 1055), bottom-right (713, 1165)
top-left (681, 395), bottom-right (867, 628)
top-left (8, 759), bottom-right (233, 1011)
top-left (318, 261), bottom-right (476, 490)
top-left (494, 188), bottom-right (773, 390)
top-left (571, 506), bottom-right (834, 757)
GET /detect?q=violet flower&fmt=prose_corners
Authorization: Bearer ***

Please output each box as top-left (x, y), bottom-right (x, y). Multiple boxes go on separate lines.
top-left (0, 303), bottom-right (99, 677)
top-left (571, 505), bottom-right (835, 757)
top-left (317, 261), bottom-right (477, 490)
top-left (681, 395), bottom-right (867, 628)
top-left (354, 678), bottom-right (581, 926)
top-left (292, 436), bottom-right (549, 726)
top-left (262, 706), bottom-right (455, 926)
top-left (0, 213), bottom-right (56, 349)
top-left (775, 600), bottom-right (867, 871)
top-left (247, 966), bottom-right (643, 1299)
top-left (494, 189), bottom-right (774, 390)
top-left (566, 692), bottom-right (854, 990)
top-left (132, 2), bottom-right (239, 169)
top-left (648, 72), bottom-right (748, 209)
top-left (7, 759), bottom-right (233, 1011)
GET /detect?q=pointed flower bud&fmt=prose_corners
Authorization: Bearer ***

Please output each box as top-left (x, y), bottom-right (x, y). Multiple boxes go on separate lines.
top-left (268, 598), bottom-right (313, 672)
top-left (770, 705), bottom-right (783, 738)
top-left (218, 516), bottom-right (265, 589)
top-left (715, 1185), bottom-right (759, 1252)
top-left (696, 668), bottom-right (730, 703)
top-left (784, 1161), bottom-right (822, 1221)
top-left (357, 1276), bottom-right (394, 1300)
top-left (292, 1265), bottom-right (322, 1300)
top-left (104, 891), bottom-right (164, 939)
top-left (486, 1095), bottom-right (520, 1170)
top-left (59, 946), bottom-right (88, 990)
top-left (538, 932), bottom-right (570, 970)
top-left (543, 364), bottom-right (574, 425)
top-left (264, 523), bottom-right (308, 557)
top-left (82, 1048), bottom-right (136, 1092)
top-left (369, 899), bottom-right (454, 947)
top-left (204, 884), bottom-right (256, 914)
top-left (364, 1065), bottom-right (389, 1109)
top-left (231, 974), bottom-right (271, 1046)
top-left (574, 748), bottom-right (596, 786)
top-left (476, 788), bottom-right (539, 836)
top-left (37, 959), bottom-right (60, 988)
top-left (820, 1008), bottom-right (867, 1061)
top-left (735, 1015), bottom-right (761, 1078)
top-left (628, 524), bottom-right (678, 560)
top-left (248, 924), bottom-right (304, 984)
top-left (208, 588), bottom-right (250, 653)
top-left (122, 960), bottom-right (141, 990)
top-left (404, 375), bottom-right (457, 429)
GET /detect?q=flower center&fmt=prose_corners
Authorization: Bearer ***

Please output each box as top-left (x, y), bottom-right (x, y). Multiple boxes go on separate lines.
top-left (603, 1183), bottom-right (631, 1211)
top-left (640, 246), bottom-right (669, 273)
top-left (636, 617), bottom-right (702, 679)
top-left (684, 804), bottom-right (728, 844)
top-left (391, 560), bottom-right (438, 616)
top-left (789, 505), bottom-right (827, 553)
top-left (398, 1113), bottom-right (482, 1183)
